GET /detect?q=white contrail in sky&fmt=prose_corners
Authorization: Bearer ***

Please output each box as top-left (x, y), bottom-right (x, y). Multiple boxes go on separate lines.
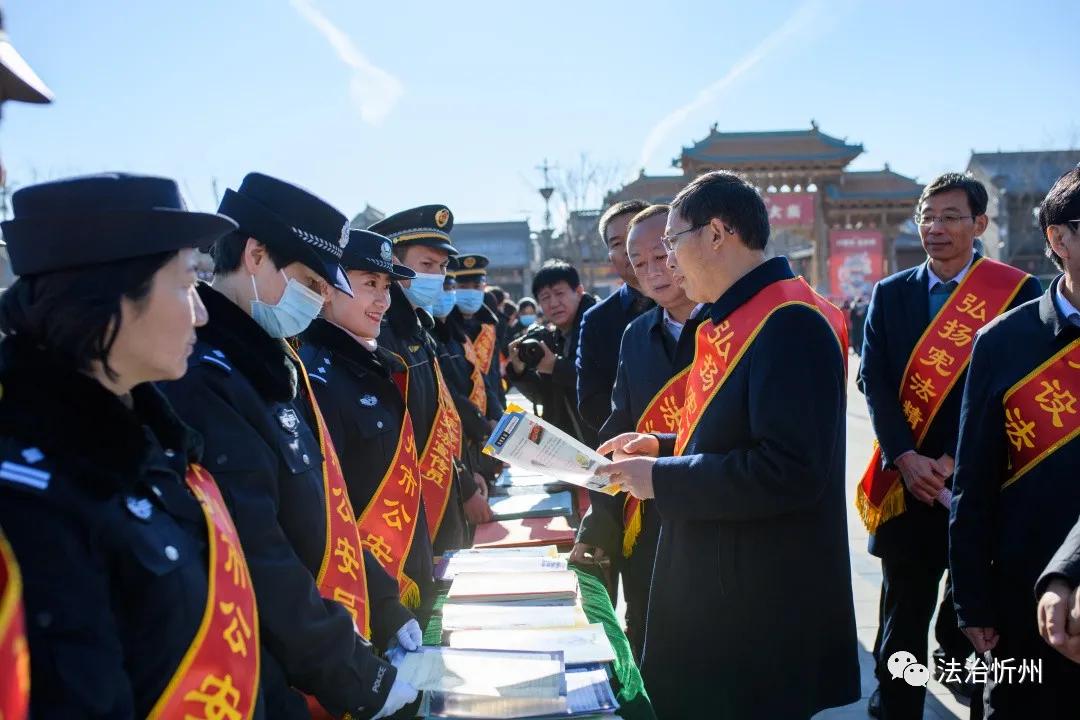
top-left (289, 0), bottom-right (403, 125)
top-left (636, 0), bottom-right (831, 173)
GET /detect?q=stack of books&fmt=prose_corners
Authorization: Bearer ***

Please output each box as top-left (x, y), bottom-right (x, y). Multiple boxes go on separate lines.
top-left (397, 544), bottom-right (621, 719)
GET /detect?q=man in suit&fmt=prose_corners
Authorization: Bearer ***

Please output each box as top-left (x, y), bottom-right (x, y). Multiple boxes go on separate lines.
top-left (597, 171), bottom-right (859, 718)
top-left (572, 203), bottom-right (703, 659)
top-left (858, 172), bottom-right (1042, 719)
top-left (951, 165), bottom-right (1080, 714)
top-left (576, 200), bottom-right (655, 434)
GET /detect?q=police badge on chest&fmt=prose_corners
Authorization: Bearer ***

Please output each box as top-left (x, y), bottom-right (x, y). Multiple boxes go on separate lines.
top-left (277, 407), bottom-right (300, 435)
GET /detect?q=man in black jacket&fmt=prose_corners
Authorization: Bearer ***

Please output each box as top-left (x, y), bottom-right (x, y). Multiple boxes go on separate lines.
top-left (162, 173), bottom-right (419, 720)
top-left (505, 259), bottom-right (597, 446)
top-left (575, 200), bottom-right (655, 434)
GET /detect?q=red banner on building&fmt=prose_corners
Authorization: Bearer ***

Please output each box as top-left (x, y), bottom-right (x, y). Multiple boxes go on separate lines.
top-left (829, 229), bottom-right (884, 300)
top-left (763, 192), bottom-right (815, 227)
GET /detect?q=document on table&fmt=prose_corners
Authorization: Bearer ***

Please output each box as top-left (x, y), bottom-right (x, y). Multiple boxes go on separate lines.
top-left (398, 647), bottom-right (567, 719)
top-left (445, 623), bottom-right (617, 665)
top-left (564, 664), bottom-right (620, 716)
top-left (484, 405), bottom-right (619, 495)
top-left (440, 602), bottom-right (590, 634)
top-left (488, 491), bottom-right (574, 521)
top-left (436, 554), bottom-right (568, 582)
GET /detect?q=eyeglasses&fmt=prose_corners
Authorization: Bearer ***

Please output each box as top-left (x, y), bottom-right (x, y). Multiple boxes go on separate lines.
top-left (915, 213), bottom-right (976, 228)
top-left (1066, 219), bottom-right (1080, 232)
top-left (660, 224), bottom-right (705, 252)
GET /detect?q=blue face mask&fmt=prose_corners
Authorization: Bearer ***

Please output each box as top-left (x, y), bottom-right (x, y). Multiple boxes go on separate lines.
top-left (401, 271), bottom-right (445, 310)
top-left (433, 289), bottom-right (457, 319)
top-left (518, 313), bottom-right (537, 327)
top-left (250, 271), bottom-right (324, 339)
top-left (455, 288), bottom-right (485, 315)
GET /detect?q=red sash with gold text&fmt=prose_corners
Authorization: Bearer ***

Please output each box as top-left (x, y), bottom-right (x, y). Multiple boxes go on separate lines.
top-left (291, 351), bottom-right (373, 638)
top-left (855, 258), bottom-right (1030, 532)
top-left (354, 360), bottom-right (423, 608)
top-left (147, 465), bottom-right (259, 720)
top-left (675, 277), bottom-right (846, 457)
top-left (1001, 339), bottom-right (1080, 488)
top-left (474, 323), bottom-right (498, 374)
top-left (622, 369), bottom-right (689, 558)
top-left (462, 336), bottom-right (488, 416)
top-left (0, 527), bottom-right (28, 720)
top-left (419, 359), bottom-right (464, 541)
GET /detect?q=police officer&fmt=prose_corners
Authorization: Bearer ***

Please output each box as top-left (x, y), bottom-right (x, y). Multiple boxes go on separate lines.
top-left (0, 173), bottom-right (266, 717)
top-left (452, 254), bottom-right (504, 422)
top-left (431, 258), bottom-right (497, 529)
top-left (161, 173), bottom-right (419, 720)
top-left (950, 165), bottom-right (1080, 715)
top-left (369, 206), bottom-right (474, 553)
top-left (299, 229), bottom-right (437, 610)
top-left (0, 10), bottom-right (52, 717)
top-left (572, 203), bottom-right (704, 659)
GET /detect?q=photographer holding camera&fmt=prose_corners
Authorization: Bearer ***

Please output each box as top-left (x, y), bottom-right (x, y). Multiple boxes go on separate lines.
top-left (506, 260), bottom-right (597, 445)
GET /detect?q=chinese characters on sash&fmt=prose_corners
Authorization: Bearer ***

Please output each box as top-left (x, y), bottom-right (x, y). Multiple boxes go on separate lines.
top-left (1001, 339), bottom-right (1080, 488)
top-left (622, 370), bottom-right (689, 558)
top-left (419, 359), bottom-right (464, 541)
top-left (147, 465), bottom-right (260, 720)
top-left (855, 258), bottom-right (1031, 533)
top-left (676, 277), bottom-right (847, 458)
top-left (461, 336), bottom-right (489, 416)
top-left (473, 323), bottom-right (498, 375)
top-left (354, 362), bottom-right (423, 607)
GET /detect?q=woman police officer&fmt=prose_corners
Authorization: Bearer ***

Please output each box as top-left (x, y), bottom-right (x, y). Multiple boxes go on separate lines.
top-left (0, 173), bottom-right (264, 718)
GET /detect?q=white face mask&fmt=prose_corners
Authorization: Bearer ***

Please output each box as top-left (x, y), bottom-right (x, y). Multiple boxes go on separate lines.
top-left (433, 288), bottom-right (457, 319)
top-left (454, 288), bottom-right (485, 314)
top-left (401, 271), bottom-right (445, 309)
top-left (250, 270), bottom-right (324, 338)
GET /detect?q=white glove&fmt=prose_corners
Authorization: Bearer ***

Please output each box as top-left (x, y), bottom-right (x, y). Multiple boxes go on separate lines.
top-left (371, 677), bottom-right (419, 719)
top-left (393, 619), bottom-right (423, 652)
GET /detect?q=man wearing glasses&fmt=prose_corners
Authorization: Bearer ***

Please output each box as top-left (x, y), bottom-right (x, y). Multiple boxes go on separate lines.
top-left (596, 171), bottom-right (858, 718)
top-left (954, 165), bottom-right (1080, 715)
top-left (857, 172), bottom-right (1041, 719)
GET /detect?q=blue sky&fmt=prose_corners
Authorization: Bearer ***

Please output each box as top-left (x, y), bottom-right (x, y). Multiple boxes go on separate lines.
top-left (3, 0), bottom-right (1079, 227)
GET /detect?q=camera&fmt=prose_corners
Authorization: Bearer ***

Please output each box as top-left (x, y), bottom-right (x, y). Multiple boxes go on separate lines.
top-left (517, 325), bottom-right (560, 369)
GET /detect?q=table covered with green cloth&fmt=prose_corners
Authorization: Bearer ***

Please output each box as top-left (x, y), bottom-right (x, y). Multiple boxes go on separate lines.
top-left (421, 564), bottom-right (656, 720)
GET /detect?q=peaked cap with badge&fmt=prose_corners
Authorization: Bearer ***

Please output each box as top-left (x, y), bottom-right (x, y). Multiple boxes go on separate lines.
top-left (368, 204), bottom-right (458, 255)
top-left (340, 228), bottom-right (415, 280)
top-left (450, 253), bottom-right (489, 280)
top-left (218, 172), bottom-right (354, 296)
top-left (1, 173), bottom-right (237, 275)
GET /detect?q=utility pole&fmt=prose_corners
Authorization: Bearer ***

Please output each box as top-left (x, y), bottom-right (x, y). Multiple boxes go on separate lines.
top-left (536, 159), bottom-right (555, 262)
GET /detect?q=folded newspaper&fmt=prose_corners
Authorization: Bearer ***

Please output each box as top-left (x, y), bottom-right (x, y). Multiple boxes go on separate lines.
top-left (484, 405), bottom-right (619, 496)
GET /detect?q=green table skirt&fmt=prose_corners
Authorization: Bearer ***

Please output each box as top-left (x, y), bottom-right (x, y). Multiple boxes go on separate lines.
top-left (421, 564), bottom-right (656, 720)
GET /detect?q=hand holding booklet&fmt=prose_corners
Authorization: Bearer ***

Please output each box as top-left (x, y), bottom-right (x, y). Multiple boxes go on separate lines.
top-left (484, 405), bottom-right (619, 495)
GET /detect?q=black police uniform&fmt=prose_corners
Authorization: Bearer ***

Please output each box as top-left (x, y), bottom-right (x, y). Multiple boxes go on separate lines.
top-left (370, 206), bottom-right (471, 555)
top-left (453, 254), bottom-right (506, 421)
top-left (296, 227), bottom-right (437, 611)
top-left (300, 319), bottom-right (436, 607)
top-left (160, 174), bottom-right (411, 719)
top-left (576, 303), bottom-right (704, 659)
top-left (0, 173), bottom-right (261, 717)
top-left (950, 279), bottom-right (1080, 715)
top-left (0, 339), bottom-right (267, 718)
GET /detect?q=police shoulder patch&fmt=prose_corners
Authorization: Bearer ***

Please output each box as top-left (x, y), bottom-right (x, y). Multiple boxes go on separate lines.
top-left (0, 459), bottom-right (51, 492)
